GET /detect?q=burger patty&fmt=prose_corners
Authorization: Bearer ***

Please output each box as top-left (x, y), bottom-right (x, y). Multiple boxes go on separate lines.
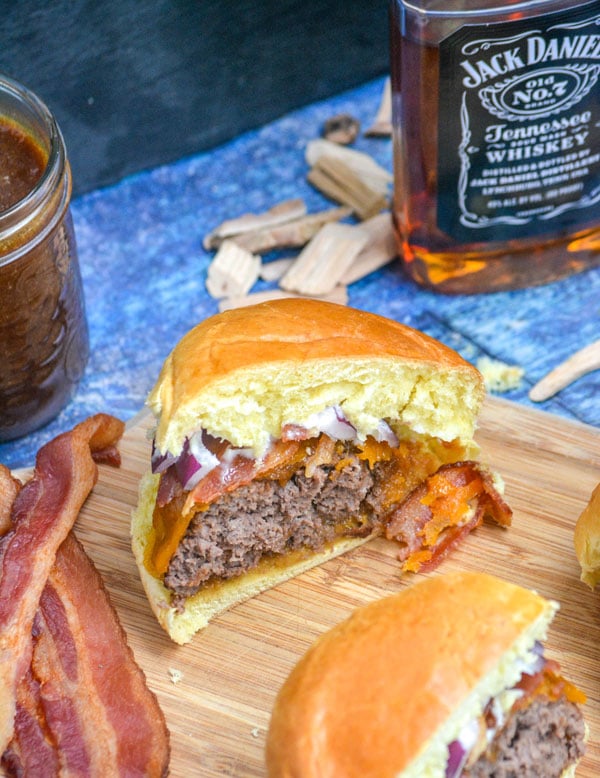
top-left (465, 696), bottom-right (585, 778)
top-left (165, 447), bottom-right (379, 603)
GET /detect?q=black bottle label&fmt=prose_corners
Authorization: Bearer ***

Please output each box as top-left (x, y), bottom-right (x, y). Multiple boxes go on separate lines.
top-left (437, 0), bottom-right (600, 243)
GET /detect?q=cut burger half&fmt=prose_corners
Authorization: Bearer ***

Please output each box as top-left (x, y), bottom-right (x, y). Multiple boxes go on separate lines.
top-left (131, 298), bottom-right (511, 643)
top-left (266, 571), bottom-right (586, 778)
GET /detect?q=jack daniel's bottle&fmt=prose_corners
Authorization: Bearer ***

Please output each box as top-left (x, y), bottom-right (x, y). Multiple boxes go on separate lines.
top-left (390, 0), bottom-right (600, 293)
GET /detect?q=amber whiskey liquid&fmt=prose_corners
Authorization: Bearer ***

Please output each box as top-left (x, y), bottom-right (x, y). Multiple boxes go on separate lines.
top-left (390, 0), bottom-right (600, 293)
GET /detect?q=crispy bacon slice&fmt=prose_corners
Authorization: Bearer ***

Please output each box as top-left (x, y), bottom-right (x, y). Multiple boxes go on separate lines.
top-left (0, 414), bottom-right (124, 754)
top-left (515, 660), bottom-right (587, 708)
top-left (28, 532), bottom-right (169, 776)
top-left (2, 666), bottom-right (60, 776)
top-left (0, 465), bottom-right (20, 537)
top-left (385, 461), bottom-right (512, 573)
top-left (304, 435), bottom-right (336, 479)
top-left (156, 466), bottom-right (183, 508)
top-left (1, 476), bottom-right (61, 776)
top-left (1, 414), bottom-right (169, 775)
top-left (184, 438), bottom-right (303, 512)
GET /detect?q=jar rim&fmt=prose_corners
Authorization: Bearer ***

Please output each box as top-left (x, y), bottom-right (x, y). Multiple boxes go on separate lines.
top-left (0, 72), bottom-right (65, 226)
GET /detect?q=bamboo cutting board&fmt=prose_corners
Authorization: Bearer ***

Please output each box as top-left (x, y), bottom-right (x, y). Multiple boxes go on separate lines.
top-left (70, 397), bottom-right (600, 777)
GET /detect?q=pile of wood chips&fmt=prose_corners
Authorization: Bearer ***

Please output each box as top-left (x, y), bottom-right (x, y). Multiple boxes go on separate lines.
top-left (203, 80), bottom-right (396, 312)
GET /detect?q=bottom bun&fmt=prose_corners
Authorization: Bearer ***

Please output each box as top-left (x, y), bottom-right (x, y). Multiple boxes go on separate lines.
top-left (265, 572), bottom-right (585, 778)
top-left (574, 482), bottom-right (600, 589)
top-left (560, 766), bottom-right (578, 778)
top-left (131, 471), bottom-right (374, 644)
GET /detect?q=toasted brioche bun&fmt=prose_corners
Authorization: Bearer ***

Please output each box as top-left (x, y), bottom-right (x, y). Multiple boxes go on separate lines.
top-left (574, 482), bottom-right (600, 589)
top-left (134, 300), bottom-right (486, 644)
top-left (266, 572), bottom-right (561, 778)
top-left (147, 298), bottom-right (484, 457)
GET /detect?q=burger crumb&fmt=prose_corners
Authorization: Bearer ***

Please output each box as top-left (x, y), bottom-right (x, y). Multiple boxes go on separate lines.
top-left (476, 356), bottom-right (524, 394)
top-left (168, 667), bottom-right (184, 684)
top-left (251, 727), bottom-right (261, 738)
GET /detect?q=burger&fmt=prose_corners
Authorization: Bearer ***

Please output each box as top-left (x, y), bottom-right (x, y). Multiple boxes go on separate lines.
top-left (265, 571), bottom-right (587, 778)
top-left (131, 298), bottom-right (511, 644)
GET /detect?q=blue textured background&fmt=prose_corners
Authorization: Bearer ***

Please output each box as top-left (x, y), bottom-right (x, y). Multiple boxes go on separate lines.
top-left (3, 77), bottom-right (599, 469)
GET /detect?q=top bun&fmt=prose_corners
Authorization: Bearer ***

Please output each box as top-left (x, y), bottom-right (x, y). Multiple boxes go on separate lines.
top-left (148, 299), bottom-right (484, 456)
top-left (574, 482), bottom-right (600, 588)
top-left (266, 571), bottom-right (556, 778)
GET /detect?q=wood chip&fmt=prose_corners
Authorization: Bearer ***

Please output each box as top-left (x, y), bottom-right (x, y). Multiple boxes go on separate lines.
top-left (307, 155), bottom-right (388, 221)
top-left (341, 212), bottom-right (397, 284)
top-left (279, 221), bottom-right (369, 296)
top-left (259, 257), bottom-right (295, 282)
top-left (205, 239), bottom-right (261, 299)
top-left (365, 78), bottom-right (392, 137)
top-left (203, 198), bottom-right (307, 249)
top-left (231, 206), bottom-right (351, 254)
top-left (168, 668), bottom-right (183, 684)
top-left (305, 138), bottom-right (392, 195)
top-left (322, 113), bottom-right (360, 145)
top-left (529, 338), bottom-right (600, 402)
top-left (218, 286), bottom-right (348, 312)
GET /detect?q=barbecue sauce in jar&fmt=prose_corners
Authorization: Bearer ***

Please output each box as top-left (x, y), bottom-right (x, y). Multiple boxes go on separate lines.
top-left (0, 75), bottom-right (89, 441)
top-left (0, 122), bottom-right (45, 210)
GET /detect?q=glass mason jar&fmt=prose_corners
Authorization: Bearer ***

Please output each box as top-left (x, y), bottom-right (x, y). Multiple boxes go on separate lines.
top-left (0, 73), bottom-right (89, 441)
top-left (390, 0), bottom-right (600, 293)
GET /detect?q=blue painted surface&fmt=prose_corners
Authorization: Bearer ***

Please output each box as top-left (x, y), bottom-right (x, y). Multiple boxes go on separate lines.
top-left (3, 77), bottom-right (599, 469)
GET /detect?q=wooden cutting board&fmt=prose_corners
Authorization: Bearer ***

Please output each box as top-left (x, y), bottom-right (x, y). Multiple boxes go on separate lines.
top-left (70, 397), bottom-right (600, 776)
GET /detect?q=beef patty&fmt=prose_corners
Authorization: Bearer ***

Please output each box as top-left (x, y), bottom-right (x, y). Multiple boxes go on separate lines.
top-left (465, 695), bottom-right (585, 778)
top-left (164, 445), bottom-right (380, 603)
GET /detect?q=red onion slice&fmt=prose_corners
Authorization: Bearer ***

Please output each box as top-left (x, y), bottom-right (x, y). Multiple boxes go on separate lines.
top-left (529, 648), bottom-right (546, 675)
top-left (152, 432), bottom-right (220, 490)
top-left (446, 740), bottom-right (467, 778)
top-left (513, 640), bottom-right (545, 678)
top-left (373, 419), bottom-right (399, 447)
top-left (303, 406), bottom-right (357, 441)
top-left (175, 434), bottom-right (220, 491)
top-left (174, 441), bottom-right (201, 491)
top-left (150, 440), bottom-right (177, 474)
